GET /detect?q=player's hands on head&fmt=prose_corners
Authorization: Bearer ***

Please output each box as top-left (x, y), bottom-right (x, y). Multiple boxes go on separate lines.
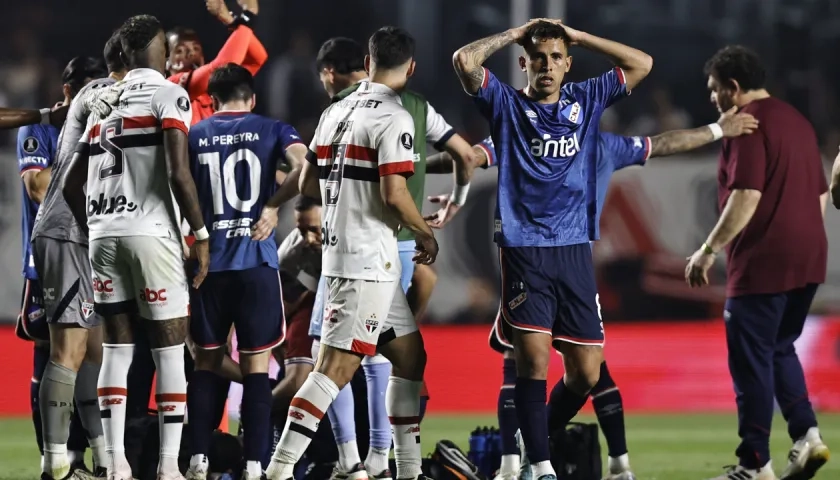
top-left (206, 0), bottom-right (234, 24)
top-left (237, 0), bottom-right (259, 15)
top-left (424, 193), bottom-right (461, 229)
top-left (718, 106), bottom-right (759, 137)
top-left (49, 104), bottom-right (69, 127)
top-left (413, 231), bottom-right (439, 265)
top-left (191, 239), bottom-right (210, 288)
top-left (514, 18), bottom-right (582, 45)
top-left (251, 206), bottom-right (279, 241)
top-left (684, 248), bottom-right (716, 288)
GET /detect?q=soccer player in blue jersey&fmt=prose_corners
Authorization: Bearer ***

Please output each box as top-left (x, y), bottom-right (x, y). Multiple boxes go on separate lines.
top-left (453, 18), bottom-right (652, 480)
top-left (427, 104), bottom-right (759, 479)
top-left (185, 63), bottom-right (309, 480)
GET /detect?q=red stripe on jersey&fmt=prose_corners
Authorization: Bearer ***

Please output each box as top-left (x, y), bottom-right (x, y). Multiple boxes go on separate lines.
top-left (614, 67), bottom-right (627, 85)
top-left (90, 115), bottom-right (162, 139)
top-left (316, 144), bottom-right (377, 162)
top-left (162, 118), bottom-right (188, 135)
top-left (379, 160), bottom-right (414, 177)
top-left (481, 67), bottom-right (490, 89)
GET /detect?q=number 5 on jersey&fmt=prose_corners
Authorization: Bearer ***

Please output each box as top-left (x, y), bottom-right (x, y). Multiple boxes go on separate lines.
top-left (325, 144), bottom-right (347, 207)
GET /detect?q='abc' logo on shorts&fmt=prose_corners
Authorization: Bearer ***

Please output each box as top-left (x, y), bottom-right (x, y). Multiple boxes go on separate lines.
top-left (139, 288), bottom-right (167, 303)
top-left (93, 278), bottom-right (113, 293)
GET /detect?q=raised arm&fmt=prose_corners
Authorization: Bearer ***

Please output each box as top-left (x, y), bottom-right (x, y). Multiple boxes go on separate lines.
top-left (453, 23), bottom-right (532, 94)
top-left (650, 107), bottom-right (758, 158)
top-left (555, 21), bottom-right (652, 91)
top-left (1, 105), bottom-right (67, 129)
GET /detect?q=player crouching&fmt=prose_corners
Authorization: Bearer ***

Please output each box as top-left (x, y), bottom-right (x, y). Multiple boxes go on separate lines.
top-left (184, 63), bottom-right (308, 480)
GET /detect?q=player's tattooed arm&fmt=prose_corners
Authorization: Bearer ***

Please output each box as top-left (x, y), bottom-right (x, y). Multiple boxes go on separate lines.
top-left (453, 28), bottom-right (525, 94)
top-left (0, 105), bottom-right (67, 129)
top-left (650, 108), bottom-right (758, 158)
top-left (427, 144), bottom-right (489, 174)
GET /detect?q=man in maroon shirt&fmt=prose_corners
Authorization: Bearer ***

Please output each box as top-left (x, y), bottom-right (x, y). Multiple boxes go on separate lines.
top-left (685, 46), bottom-right (830, 480)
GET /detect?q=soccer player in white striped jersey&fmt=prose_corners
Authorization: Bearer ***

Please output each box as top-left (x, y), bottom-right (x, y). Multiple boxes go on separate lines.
top-left (266, 27), bottom-right (436, 480)
top-left (63, 15), bottom-right (210, 480)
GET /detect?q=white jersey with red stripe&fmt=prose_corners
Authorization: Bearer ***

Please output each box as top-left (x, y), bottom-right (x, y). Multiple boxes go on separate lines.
top-left (81, 68), bottom-right (192, 241)
top-left (309, 81), bottom-right (416, 282)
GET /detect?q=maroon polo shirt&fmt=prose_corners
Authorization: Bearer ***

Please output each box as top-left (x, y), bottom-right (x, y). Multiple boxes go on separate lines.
top-left (718, 97), bottom-right (827, 297)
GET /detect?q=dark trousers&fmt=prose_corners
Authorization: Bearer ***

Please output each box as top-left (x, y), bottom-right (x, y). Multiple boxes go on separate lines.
top-left (725, 283), bottom-right (820, 468)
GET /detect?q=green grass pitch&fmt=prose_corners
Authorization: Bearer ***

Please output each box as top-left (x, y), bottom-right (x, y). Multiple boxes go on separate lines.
top-left (0, 414), bottom-right (837, 479)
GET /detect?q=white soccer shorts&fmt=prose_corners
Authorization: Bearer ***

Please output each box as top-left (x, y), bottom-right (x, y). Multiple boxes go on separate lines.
top-left (89, 235), bottom-right (189, 321)
top-left (320, 277), bottom-right (417, 356)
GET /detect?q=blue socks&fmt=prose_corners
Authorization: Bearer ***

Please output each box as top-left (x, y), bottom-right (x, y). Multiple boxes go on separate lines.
top-left (241, 373), bottom-right (272, 465)
top-left (514, 377), bottom-right (550, 464)
top-left (547, 378), bottom-right (588, 434)
top-left (363, 361), bottom-right (391, 450)
top-left (187, 370), bottom-right (222, 457)
top-left (591, 361), bottom-right (628, 457)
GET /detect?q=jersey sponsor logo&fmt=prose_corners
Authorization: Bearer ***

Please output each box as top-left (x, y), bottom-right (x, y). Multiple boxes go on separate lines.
top-left (87, 193), bottom-right (138, 216)
top-left (321, 222), bottom-right (338, 247)
top-left (177, 96), bottom-right (190, 112)
top-left (81, 300), bottom-right (94, 319)
top-left (212, 218), bottom-right (254, 238)
top-left (529, 132), bottom-right (581, 158)
top-left (22, 136), bottom-right (39, 154)
top-left (93, 278), bottom-right (114, 294)
top-left (400, 132), bottom-right (413, 150)
top-left (139, 288), bottom-right (167, 304)
top-left (20, 156), bottom-right (48, 166)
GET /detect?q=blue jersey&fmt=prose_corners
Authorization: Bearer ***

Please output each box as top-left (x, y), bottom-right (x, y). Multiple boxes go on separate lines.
top-left (189, 112), bottom-right (304, 272)
top-left (17, 124), bottom-right (59, 279)
top-left (474, 67), bottom-right (629, 247)
top-left (480, 131), bottom-right (650, 232)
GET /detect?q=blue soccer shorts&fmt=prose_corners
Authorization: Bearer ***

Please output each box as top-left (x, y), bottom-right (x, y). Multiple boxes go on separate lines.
top-left (499, 244), bottom-right (604, 347)
top-left (190, 265), bottom-right (285, 353)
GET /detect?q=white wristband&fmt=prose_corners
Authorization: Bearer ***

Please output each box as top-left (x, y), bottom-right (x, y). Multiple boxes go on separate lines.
top-left (451, 183), bottom-right (470, 206)
top-left (193, 226), bottom-right (209, 241)
top-left (39, 108), bottom-right (51, 125)
top-left (708, 123), bottom-right (724, 141)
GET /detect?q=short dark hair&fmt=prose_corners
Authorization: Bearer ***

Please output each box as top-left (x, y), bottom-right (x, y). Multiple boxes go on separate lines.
top-left (119, 15), bottom-right (163, 56)
top-left (104, 30), bottom-right (126, 73)
top-left (703, 45), bottom-right (766, 91)
top-left (294, 195), bottom-right (321, 211)
top-left (316, 37), bottom-right (366, 74)
top-left (521, 21), bottom-right (571, 49)
top-left (167, 26), bottom-right (200, 45)
top-left (62, 56), bottom-right (107, 95)
top-left (368, 26), bottom-right (415, 70)
top-left (208, 63), bottom-right (254, 103)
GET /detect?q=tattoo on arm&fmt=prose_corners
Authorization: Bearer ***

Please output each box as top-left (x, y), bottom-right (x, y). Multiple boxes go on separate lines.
top-left (454, 31), bottom-right (516, 92)
top-left (649, 127), bottom-right (715, 158)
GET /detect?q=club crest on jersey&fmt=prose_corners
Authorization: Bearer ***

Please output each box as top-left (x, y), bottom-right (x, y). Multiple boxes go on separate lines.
top-left (81, 300), bottom-right (94, 319)
top-left (364, 314), bottom-right (379, 333)
top-left (23, 136), bottom-right (39, 154)
top-left (177, 96), bottom-right (190, 112)
top-left (561, 102), bottom-right (582, 124)
top-left (400, 132), bottom-right (413, 150)
top-left (508, 292), bottom-right (527, 310)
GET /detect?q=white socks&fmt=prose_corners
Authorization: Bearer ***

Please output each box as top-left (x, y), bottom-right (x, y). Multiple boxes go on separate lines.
top-left (98, 344), bottom-right (135, 476)
top-left (151, 344), bottom-right (188, 476)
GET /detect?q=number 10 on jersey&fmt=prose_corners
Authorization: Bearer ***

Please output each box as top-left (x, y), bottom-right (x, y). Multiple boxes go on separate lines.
top-left (198, 148), bottom-right (262, 215)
